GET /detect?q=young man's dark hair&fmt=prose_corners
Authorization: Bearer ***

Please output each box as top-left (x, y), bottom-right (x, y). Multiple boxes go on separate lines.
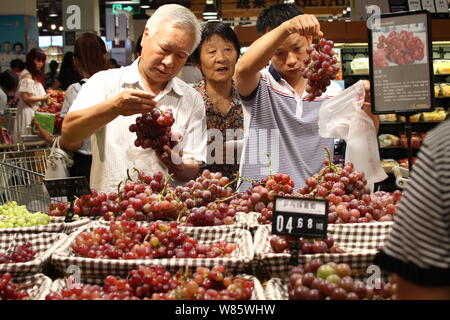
top-left (256, 3), bottom-right (304, 36)
top-left (0, 70), bottom-right (18, 92)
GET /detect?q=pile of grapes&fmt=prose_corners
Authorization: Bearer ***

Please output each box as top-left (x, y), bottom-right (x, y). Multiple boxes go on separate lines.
top-left (375, 30), bottom-right (425, 66)
top-left (46, 265), bottom-right (254, 300)
top-left (270, 235), bottom-right (344, 254)
top-left (301, 38), bottom-right (340, 101)
top-left (0, 202), bottom-right (51, 228)
top-left (0, 273), bottom-right (30, 300)
top-left (0, 242), bottom-right (36, 263)
top-left (287, 259), bottom-right (396, 300)
top-left (298, 151), bottom-right (402, 224)
top-left (230, 173), bottom-right (295, 224)
top-left (71, 220), bottom-right (237, 259)
top-left (129, 108), bottom-right (177, 153)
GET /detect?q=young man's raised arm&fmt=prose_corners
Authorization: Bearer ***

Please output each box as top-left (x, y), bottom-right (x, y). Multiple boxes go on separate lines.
top-left (235, 14), bottom-right (322, 98)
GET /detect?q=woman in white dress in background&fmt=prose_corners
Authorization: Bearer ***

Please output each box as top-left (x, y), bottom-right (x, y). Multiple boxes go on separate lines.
top-left (13, 48), bottom-right (48, 143)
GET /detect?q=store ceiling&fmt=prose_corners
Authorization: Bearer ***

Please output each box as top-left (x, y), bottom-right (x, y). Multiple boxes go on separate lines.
top-left (36, 0), bottom-right (351, 36)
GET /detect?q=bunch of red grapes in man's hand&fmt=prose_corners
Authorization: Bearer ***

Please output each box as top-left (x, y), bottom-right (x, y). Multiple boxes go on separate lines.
top-left (375, 30), bottom-right (425, 66)
top-left (129, 108), bottom-right (179, 153)
top-left (301, 38), bottom-right (340, 102)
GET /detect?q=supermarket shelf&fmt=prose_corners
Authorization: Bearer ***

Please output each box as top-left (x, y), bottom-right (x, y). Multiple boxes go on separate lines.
top-left (379, 121), bottom-right (444, 134)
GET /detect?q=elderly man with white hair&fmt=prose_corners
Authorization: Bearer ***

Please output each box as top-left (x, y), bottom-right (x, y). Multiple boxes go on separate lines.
top-left (61, 4), bottom-right (206, 193)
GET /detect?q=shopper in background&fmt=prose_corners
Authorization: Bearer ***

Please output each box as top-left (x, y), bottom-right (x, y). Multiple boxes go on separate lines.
top-left (12, 42), bottom-right (26, 62)
top-left (0, 41), bottom-right (12, 72)
top-left (109, 58), bottom-right (121, 69)
top-left (35, 33), bottom-right (110, 182)
top-left (45, 60), bottom-right (59, 89)
top-left (234, 3), bottom-right (378, 189)
top-left (10, 59), bottom-right (26, 78)
top-left (61, 4), bottom-right (206, 193)
top-left (374, 119), bottom-right (450, 299)
top-left (178, 56), bottom-right (203, 85)
top-left (53, 52), bottom-right (82, 90)
top-left (0, 70), bottom-right (18, 115)
top-left (191, 21), bottom-right (243, 180)
top-left (12, 48), bottom-right (48, 143)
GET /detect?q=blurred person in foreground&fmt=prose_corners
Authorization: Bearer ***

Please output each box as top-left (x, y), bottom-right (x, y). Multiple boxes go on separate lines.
top-left (374, 119), bottom-right (450, 300)
top-left (61, 4), bottom-right (206, 193)
top-left (35, 33), bottom-right (110, 182)
top-left (190, 21), bottom-right (243, 180)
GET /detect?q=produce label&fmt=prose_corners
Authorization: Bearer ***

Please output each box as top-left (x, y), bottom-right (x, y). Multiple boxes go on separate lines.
top-left (369, 11), bottom-right (434, 114)
top-left (272, 196), bottom-right (328, 238)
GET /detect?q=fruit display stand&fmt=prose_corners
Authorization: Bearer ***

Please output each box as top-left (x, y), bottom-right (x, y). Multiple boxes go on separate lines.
top-left (0, 273), bottom-right (53, 300)
top-left (0, 232), bottom-right (68, 276)
top-left (51, 221), bottom-right (254, 280)
top-left (46, 273), bottom-right (266, 300)
top-left (253, 222), bottom-right (393, 279)
top-left (0, 216), bottom-right (91, 235)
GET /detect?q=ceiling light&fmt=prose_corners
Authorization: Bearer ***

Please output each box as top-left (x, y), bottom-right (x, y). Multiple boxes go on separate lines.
top-left (37, 21), bottom-right (42, 27)
top-left (51, 24), bottom-right (56, 30)
top-left (59, 26), bottom-right (63, 31)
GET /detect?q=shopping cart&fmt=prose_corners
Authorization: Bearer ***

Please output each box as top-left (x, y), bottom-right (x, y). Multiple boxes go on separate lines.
top-left (0, 143), bottom-right (65, 213)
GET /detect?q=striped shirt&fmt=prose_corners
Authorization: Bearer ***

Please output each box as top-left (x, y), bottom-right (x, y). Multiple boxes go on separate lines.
top-left (238, 65), bottom-right (342, 190)
top-left (70, 58), bottom-right (207, 193)
top-left (374, 120), bottom-right (450, 286)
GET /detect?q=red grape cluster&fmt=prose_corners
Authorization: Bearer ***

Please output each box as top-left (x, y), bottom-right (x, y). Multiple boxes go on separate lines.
top-left (298, 153), bottom-right (402, 224)
top-left (176, 170), bottom-right (234, 209)
top-left (182, 202), bottom-right (236, 227)
top-left (46, 265), bottom-right (253, 300)
top-left (152, 265), bottom-right (253, 300)
top-left (71, 220), bottom-right (237, 259)
top-left (0, 242), bottom-right (36, 263)
top-left (0, 273), bottom-right (30, 300)
top-left (376, 30), bottom-right (425, 66)
top-left (74, 190), bottom-right (120, 218)
top-left (129, 108), bottom-right (176, 153)
top-left (301, 38), bottom-right (340, 101)
top-left (288, 259), bottom-right (396, 300)
top-left (230, 173), bottom-right (295, 224)
top-left (269, 235), bottom-right (344, 254)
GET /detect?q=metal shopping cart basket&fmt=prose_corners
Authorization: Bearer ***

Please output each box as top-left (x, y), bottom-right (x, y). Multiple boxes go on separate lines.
top-left (0, 143), bottom-right (65, 213)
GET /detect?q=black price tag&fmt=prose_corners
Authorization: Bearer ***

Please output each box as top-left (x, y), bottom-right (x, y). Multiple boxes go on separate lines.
top-left (272, 196), bottom-right (328, 239)
top-left (44, 176), bottom-right (91, 198)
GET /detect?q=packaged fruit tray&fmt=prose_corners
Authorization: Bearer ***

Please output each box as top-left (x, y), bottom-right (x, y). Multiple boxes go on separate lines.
top-left (0, 232), bottom-right (68, 276)
top-left (51, 222), bottom-right (254, 280)
top-left (253, 223), bottom-right (393, 278)
top-left (0, 273), bottom-right (53, 300)
top-left (0, 216), bottom-right (91, 234)
top-left (47, 273), bottom-right (266, 300)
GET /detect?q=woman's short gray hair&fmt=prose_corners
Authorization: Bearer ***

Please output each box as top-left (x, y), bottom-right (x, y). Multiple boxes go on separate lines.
top-left (145, 4), bottom-right (201, 53)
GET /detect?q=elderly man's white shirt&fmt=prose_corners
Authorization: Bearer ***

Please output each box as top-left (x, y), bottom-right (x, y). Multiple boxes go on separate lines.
top-left (69, 58), bottom-right (207, 192)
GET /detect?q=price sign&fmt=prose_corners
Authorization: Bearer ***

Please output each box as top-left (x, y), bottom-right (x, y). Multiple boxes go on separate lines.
top-left (44, 176), bottom-right (90, 198)
top-left (272, 196), bottom-right (328, 239)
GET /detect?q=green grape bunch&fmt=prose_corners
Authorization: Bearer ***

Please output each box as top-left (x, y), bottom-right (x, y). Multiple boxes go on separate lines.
top-left (0, 202), bottom-right (51, 228)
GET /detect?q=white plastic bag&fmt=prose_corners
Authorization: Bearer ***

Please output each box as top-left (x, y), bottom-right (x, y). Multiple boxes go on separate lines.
top-left (45, 136), bottom-right (74, 179)
top-left (319, 80), bottom-right (387, 185)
